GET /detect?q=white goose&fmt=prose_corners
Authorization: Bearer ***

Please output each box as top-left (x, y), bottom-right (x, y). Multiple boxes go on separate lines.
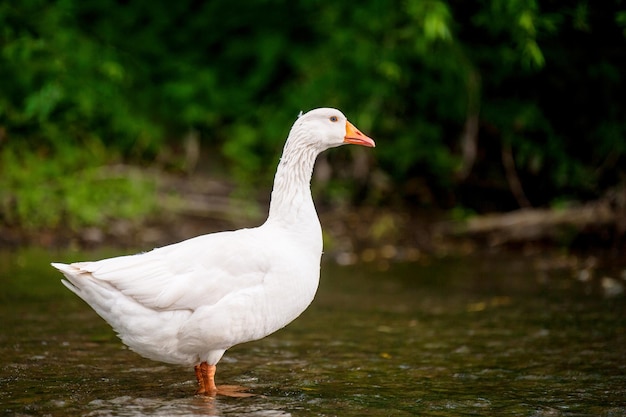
top-left (52, 108), bottom-right (375, 396)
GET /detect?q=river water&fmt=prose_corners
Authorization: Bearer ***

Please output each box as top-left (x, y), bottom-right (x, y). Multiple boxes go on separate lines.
top-left (1, 247), bottom-right (624, 416)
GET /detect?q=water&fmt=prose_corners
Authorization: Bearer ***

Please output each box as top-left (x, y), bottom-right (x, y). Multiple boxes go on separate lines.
top-left (1, 247), bottom-right (625, 416)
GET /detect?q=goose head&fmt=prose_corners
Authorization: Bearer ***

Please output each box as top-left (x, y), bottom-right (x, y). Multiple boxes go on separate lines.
top-left (293, 108), bottom-right (375, 151)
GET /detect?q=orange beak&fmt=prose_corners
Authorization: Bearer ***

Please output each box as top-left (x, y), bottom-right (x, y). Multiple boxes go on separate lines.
top-left (344, 121), bottom-right (375, 147)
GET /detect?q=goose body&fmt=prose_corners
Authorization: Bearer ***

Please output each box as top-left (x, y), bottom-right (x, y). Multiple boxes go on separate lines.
top-left (52, 108), bottom-right (375, 395)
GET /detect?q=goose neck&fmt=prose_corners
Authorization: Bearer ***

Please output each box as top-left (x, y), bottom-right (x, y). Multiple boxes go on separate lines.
top-left (266, 131), bottom-right (320, 224)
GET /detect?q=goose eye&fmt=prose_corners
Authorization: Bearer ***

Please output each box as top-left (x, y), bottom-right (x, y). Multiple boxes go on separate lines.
top-left (329, 116), bottom-right (338, 122)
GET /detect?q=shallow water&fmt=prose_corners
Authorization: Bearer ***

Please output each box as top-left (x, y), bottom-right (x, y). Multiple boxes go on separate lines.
top-left (1, 247), bottom-right (625, 416)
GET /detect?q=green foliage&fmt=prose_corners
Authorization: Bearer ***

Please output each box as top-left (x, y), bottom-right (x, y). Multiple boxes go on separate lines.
top-left (0, 143), bottom-right (158, 230)
top-left (0, 1), bottom-right (161, 154)
top-left (1, 0), bottom-right (625, 231)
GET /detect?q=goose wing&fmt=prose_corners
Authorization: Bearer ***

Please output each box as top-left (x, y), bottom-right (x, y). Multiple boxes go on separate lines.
top-left (56, 228), bottom-right (271, 312)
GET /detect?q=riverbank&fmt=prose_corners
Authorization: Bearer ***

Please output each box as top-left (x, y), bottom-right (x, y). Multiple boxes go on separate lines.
top-left (2, 170), bottom-right (624, 262)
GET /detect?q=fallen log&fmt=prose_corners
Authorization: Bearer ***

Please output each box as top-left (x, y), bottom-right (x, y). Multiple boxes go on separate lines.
top-left (441, 197), bottom-right (624, 246)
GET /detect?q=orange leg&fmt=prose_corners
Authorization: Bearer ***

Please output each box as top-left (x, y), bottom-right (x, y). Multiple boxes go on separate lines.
top-left (195, 362), bottom-right (217, 395)
top-left (194, 364), bottom-right (206, 394)
top-left (194, 361), bottom-right (254, 397)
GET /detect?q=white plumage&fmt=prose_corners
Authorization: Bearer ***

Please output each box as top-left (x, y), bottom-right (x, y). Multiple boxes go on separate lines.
top-left (51, 108), bottom-right (375, 395)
